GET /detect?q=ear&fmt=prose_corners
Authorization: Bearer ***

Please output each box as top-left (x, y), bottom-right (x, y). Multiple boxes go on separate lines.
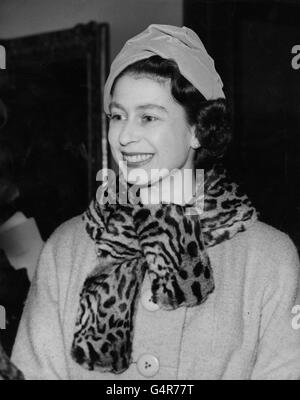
top-left (189, 125), bottom-right (200, 149)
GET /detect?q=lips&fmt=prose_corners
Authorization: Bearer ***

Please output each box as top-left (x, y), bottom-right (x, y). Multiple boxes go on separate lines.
top-left (121, 152), bottom-right (154, 167)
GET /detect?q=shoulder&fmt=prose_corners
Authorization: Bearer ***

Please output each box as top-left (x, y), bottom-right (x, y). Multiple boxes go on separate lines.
top-left (232, 220), bottom-right (300, 283)
top-left (44, 214), bottom-right (97, 258)
top-left (243, 220), bottom-right (298, 259)
top-left (48, 215), bottom-right (86, 247)
top-left (38, 214), bottom-right (93, 275)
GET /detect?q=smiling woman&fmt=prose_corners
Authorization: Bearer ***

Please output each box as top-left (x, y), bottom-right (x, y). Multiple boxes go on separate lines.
top-left (107, 54), bottom-right (230, 204)
top-left (11, 24), bottom-right (300, 380)
top-left (108, 74), bottom-right (196, 189)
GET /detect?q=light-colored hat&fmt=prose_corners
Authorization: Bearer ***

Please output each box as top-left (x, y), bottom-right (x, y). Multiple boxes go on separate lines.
top-left (104, 24), bottom-right (225, 113)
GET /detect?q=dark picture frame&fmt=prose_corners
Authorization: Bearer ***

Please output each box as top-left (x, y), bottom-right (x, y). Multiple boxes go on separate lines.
top-left (0, 22), bottom-right (109, 239)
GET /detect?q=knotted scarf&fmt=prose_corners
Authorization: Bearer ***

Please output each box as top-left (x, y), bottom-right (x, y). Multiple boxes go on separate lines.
top-left (71, 164), bottom-right (258, 373)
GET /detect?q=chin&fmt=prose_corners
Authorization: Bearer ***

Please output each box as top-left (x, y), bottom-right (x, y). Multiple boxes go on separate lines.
top-left (125, 169), bottom-right (151, 186)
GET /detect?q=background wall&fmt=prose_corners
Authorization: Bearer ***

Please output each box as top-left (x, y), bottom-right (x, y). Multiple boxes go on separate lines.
top-left (185, 0), bottom-right (300, 249)
top-left (0, 0), bottom-right (183, 239)
top-left (0, 0), bottom-right (183, 59)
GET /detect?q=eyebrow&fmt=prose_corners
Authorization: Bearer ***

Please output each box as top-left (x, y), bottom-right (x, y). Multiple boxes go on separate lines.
top-left (109, 101), bottom-right (168, 114)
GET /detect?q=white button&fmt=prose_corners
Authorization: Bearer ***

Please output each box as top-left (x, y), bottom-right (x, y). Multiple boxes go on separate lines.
top-left (137, 354), bottom-right (160, 377)
top-left (141, 289), bottom-right (160, 311)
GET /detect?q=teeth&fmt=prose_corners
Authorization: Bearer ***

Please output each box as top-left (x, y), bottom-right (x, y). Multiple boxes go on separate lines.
top-left (123, 154), bottom-right (153, 162)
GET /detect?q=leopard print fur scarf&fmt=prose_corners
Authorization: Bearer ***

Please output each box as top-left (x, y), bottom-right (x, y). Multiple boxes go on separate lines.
top-left (71, 164), bottom-right (258, 373)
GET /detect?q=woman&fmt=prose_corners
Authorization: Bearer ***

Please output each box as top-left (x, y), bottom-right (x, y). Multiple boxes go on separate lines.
top-left (12, 25), bottom-right (300, 379)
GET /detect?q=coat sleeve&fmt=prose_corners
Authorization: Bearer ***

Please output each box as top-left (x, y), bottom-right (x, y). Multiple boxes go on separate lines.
top-left (251, 236), bottom-right (300, 380)
top-left (11, 237), bottom-right (69, 380)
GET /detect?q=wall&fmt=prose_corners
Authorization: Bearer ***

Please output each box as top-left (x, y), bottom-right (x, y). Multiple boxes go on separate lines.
top-left (0, 0), bottom-right (183, 59)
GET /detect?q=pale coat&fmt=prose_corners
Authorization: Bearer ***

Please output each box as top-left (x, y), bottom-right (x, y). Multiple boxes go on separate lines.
top-left (11, 216), bottom-right (300, 379)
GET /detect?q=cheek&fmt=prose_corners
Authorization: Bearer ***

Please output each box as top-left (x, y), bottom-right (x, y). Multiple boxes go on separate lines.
top-left (108, 128), bottom-right (117, 149)
top-left (159, 124), bottom-right (190, 156)
top-left (155, 136), bottom-right (188, 166)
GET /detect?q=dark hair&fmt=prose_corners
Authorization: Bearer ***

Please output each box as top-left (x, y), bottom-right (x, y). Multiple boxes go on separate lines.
top-left (111, 55), bottom-right (232, 167)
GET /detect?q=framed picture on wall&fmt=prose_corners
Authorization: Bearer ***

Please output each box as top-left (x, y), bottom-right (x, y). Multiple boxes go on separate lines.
top-left (0, 22), bottom-right (109, 239)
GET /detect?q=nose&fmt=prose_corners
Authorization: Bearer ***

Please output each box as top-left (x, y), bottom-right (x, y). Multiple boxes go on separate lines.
top-left (118, 120), bottom-right (141, 146)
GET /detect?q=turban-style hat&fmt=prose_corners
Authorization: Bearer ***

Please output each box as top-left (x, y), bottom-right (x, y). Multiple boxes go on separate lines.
top-left (104, 24), bottom-right (225, 113)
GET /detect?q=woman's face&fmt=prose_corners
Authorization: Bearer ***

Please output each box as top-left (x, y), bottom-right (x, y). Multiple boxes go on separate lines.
top-left (108, 74), bottom-right (196, 186)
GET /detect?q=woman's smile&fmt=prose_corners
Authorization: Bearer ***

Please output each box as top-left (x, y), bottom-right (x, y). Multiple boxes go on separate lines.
top-left (122, 152), bottom-right (154, 167)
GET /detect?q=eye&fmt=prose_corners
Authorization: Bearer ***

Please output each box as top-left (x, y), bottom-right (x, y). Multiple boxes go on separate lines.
top-left (141, 115), bottom-right (158, 123)
top-left (107, 113), bottom-right (125, 121)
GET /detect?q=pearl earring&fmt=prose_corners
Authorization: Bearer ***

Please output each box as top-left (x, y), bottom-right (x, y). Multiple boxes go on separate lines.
top-left (191, 138), bottom-right (200, 149)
